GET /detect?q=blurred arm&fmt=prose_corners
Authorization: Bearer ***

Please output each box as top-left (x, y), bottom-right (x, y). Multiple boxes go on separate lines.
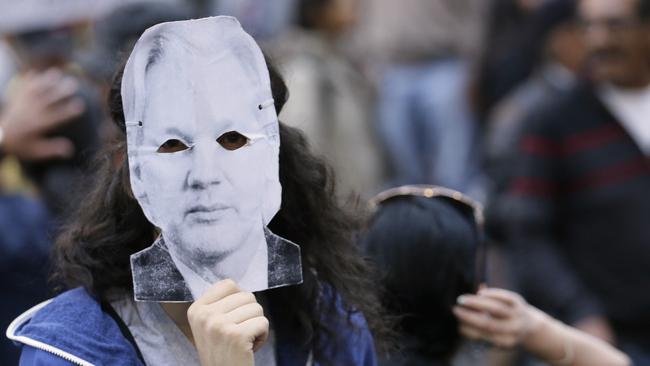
top-left (454, 288), bottom-right (630, 366)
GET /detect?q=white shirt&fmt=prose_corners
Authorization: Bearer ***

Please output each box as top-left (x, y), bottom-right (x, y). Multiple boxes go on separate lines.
top-left (111, 296), bottom-right (276, 366)
top-left (599, 84), bottom-right (650, 155)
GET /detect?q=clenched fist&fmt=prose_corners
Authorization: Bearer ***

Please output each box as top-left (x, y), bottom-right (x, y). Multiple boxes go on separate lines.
top-left (187, 279), bottom-right (269, 366)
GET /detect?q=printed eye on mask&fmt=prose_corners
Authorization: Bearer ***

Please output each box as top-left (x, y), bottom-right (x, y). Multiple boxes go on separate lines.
top-left (122, 16), bottom-right (302, 302)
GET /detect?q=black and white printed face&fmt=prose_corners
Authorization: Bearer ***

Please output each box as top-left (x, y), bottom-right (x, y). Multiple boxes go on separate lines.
top-left (139, 54), bottom-right (276, 264)
top-left (124, 17), bottom-right (283, 291)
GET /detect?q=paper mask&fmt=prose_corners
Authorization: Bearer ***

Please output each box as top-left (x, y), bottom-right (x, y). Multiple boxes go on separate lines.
top-left (122, 16), bottom-right (302, 302)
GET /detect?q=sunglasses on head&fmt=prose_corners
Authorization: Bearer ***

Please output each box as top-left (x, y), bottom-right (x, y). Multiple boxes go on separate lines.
top-left (369, 185), bottom-right (487, 290)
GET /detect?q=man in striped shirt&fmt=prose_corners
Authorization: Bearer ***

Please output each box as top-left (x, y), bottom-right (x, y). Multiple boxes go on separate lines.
top-left (498, 0), bottom-right (650, 362)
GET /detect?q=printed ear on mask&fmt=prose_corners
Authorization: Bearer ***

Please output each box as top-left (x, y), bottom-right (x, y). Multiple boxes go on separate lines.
top-left (262, 178), bottom-right (282, 225)
top-left (128, 160), bottom-right (153, 211)
top-left (261, 145), bottom-right (281, 225)
top-left (125, 124), bottom-right (150, 210)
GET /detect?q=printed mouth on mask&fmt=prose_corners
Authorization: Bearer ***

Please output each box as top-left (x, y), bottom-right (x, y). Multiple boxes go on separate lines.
top-left (185, 204), bottom-right (230, 223)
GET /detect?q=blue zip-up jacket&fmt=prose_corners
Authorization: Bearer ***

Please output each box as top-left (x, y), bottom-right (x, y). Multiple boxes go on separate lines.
top-left (0, 194), bottom-right (52, 365)
top-left (7, 287), bottom-right (377, 365)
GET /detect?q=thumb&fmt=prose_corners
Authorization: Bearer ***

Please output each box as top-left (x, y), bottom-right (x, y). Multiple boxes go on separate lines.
top-left (29, 137), bottom-right (75, 160)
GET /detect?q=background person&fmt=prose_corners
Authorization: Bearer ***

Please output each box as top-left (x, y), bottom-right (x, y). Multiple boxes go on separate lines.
top-left (484, 0), bottom-right (587, 245)
top-left (0, 4), bottom-right (101, 363)
top-left (2, 18), bottom-right (102, 220)
top-left (496, 1), bottom-right (650, 363)
top-left (351, 0), bottom-right (487, 198)
top-left (268, 0), bottom-right (386, 201)
top-left (363, 185), bottom-right (629, 366)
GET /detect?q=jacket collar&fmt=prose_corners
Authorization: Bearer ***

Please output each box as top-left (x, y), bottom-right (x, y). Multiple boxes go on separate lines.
top-left (6, 288), bottom-right (143, 365)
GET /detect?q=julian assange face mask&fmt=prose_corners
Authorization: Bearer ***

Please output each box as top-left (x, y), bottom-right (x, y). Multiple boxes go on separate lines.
top-left (122, 16), bottom-right (302, 302)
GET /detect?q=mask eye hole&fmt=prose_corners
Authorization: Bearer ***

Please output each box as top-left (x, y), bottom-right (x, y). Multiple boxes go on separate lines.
top-left (157, 139), bottom-right (189, 153)
top-left (217, 131), bottom-right (249, 151)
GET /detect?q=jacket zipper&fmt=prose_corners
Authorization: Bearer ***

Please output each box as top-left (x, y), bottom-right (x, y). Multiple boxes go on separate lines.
top-left (6, 299), bottom-right (94, 366)
top-left (7, 334), bottom-right (93, 366)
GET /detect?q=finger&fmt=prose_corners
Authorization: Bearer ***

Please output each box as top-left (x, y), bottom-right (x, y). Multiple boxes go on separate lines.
top-left (478, 288), bottom-right (522, 306)
top-left (39, 98), bottom-right (85, 129)
top-left (459, 325), bottom-right (486, 341)
top-left (224, 302), bottom-right (264, 324)
top-left (490, 334), bottom-right (519, 349)
top-left (209, 292), bottom-right (257, 314)
top-left (238, 316), bottom-right (269, 352)
top-left (28, 68), bottom-right (64, 96)
top-left (457, 294), bottom-right (513, 318)
top-left (453, 305), bottom-right (511, 334)
top-left (12, 71), bottom-right (35, 93)
top-left (40, 77), bottom-right (80, 106)
top-left (196, 279), bottom-right (241, 305)
top-left (28, 137), bottom-right (75, 160)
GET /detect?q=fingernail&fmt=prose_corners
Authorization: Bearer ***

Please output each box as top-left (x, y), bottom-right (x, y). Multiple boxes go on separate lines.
top-left (45, 67), bottom-right (61, 79)
top-left (457, 295), bottom-right (467, 305)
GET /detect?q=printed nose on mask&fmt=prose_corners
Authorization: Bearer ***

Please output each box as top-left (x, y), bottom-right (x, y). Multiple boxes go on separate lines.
top-left (185, 143), bottom-right (223, 190)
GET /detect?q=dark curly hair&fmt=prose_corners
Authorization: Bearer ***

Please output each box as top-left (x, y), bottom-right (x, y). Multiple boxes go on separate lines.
top-left (51, 58), bottom-right (391, 362)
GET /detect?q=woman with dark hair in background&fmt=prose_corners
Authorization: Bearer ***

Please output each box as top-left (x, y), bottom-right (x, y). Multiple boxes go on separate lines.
top-left (6, 23), bottom-right (389, 365)
top-left (364, 186), bottom-right (482, 365)
top-left (363, 185), bottom-right (629, 366)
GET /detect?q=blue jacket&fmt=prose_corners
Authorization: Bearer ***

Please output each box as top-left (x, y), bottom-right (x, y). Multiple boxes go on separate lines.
top-left (0, 194), bottom-right (52, 365)
top-left (7, 287), bottom-right (376, 366)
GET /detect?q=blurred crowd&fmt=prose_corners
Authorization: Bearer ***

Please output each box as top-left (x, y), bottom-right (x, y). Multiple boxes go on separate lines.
top-left (1, 0), bottom-right (649, 365)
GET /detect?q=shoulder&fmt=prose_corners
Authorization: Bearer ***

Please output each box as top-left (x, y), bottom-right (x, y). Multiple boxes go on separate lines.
top-left (269, 282), bottom-right (377, 366)
top-left (10, 288), bottom-right (104, 337)
top-left (330, 309), bottom-right (377, 366)
top-left (318, 283), bottom-right (377, 366)
top-left (521, 81), bottom-right (599, 137)
top-left (6, 288), bottom-right (142, 366)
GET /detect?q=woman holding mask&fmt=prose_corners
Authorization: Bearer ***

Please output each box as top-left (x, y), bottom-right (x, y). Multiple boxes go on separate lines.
top-left (7, 17), bottom-right (386, 366)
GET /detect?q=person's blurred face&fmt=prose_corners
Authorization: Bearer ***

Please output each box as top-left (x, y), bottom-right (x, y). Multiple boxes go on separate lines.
top-left (579, 0), bottom-right (650, 87)
top-left (321, 0), bottom-right (360, 35)
top-left (548, 22), bottom-right (587, 73)
top-left (518, 0), bottom-right (547, 13)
